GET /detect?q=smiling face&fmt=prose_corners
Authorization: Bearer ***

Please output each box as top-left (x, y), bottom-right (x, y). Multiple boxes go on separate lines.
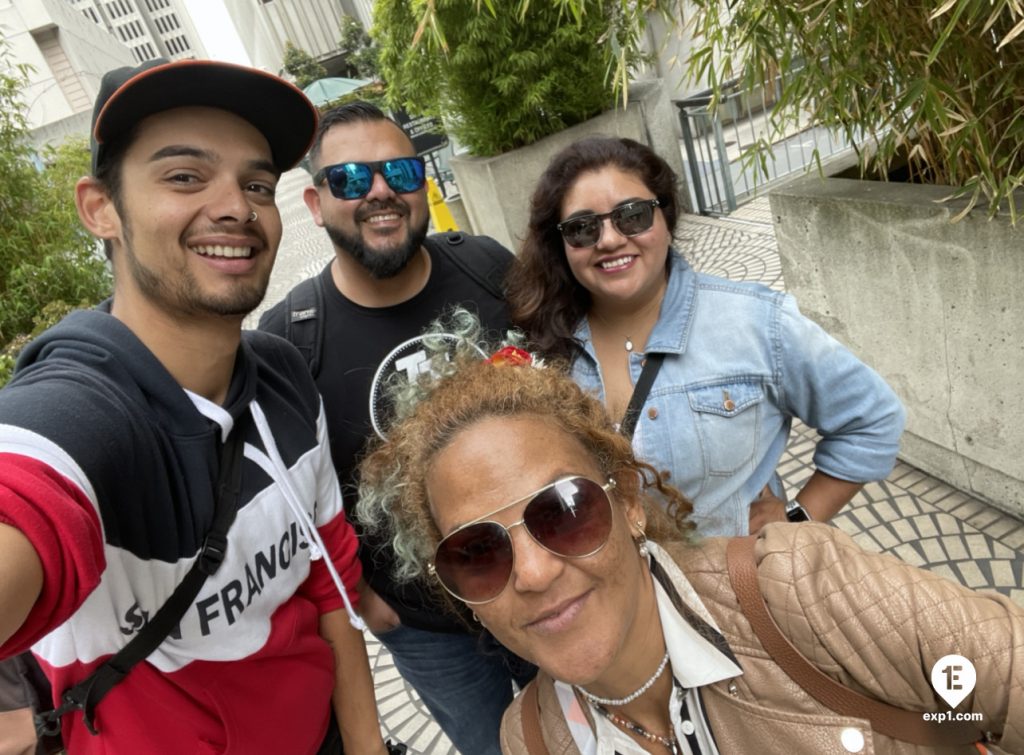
top-left (305, 119), bottom-right (430, 279)
top-left (426, 413), bottom-right (654, 687)
top-left (102, 106), bottom-right (281, 321)
top-left (560, 166), bottom-right (671, 312)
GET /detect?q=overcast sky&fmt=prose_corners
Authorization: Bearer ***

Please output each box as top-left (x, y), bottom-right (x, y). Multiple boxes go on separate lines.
top-left (182, 0), bottom-right (251, 65)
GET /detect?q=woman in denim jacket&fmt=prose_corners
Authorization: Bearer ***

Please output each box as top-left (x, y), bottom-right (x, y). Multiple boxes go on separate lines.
top-left (506, 137), bottom-right (905, 536)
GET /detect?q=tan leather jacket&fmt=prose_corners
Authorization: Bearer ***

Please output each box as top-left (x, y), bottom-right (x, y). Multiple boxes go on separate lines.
top-left (502, 523), bottom-right (1024, 754)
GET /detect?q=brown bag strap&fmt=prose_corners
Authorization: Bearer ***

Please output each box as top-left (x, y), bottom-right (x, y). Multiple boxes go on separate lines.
top-left (521, 680), bottom-right (551, 755)
top-left (726, 535), bottom-right (984, 746)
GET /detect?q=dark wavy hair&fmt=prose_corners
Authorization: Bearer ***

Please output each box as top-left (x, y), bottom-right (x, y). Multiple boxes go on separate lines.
top-left (308, 100), bottom-right (408, 172)
top-left (506, 137), bottom-right (680, 361)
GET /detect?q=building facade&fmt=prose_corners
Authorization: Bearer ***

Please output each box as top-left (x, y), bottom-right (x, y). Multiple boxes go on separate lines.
top-left (220, 0), bottom-right (373, 76)
top-left (66, 0), bottom-right (207, 64)
top-left (2, 0), bottom-right (137, 143)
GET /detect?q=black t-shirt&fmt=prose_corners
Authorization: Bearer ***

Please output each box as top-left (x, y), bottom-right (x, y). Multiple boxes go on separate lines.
top-left (260, 236), bottom-right (510, 631)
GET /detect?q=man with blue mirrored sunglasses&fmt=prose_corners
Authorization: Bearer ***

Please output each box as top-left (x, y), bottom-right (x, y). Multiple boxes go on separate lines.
top-left (313, 157), bottom-right (427, 200)
top-left (259, 102), bottom-right (531, 755)
top-left (301, 106), bottom-right (432, 280)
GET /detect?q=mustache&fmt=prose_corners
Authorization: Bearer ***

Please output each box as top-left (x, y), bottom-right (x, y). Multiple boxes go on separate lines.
top-left (184, 223), bottom-right (268, 249)
top-left (356, 199), bottom-right (409, 221)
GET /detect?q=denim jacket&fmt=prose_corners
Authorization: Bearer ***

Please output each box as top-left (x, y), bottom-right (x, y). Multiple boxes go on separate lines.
top-left (570, 253), bottom-right (906, 536)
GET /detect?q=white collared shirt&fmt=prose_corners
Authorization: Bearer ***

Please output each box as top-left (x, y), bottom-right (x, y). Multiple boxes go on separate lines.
top-left (554, 542), bottom-right (742, 754)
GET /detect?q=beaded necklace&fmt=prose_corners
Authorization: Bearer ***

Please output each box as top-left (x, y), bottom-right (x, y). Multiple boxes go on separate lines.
top-left (593, 704), bottom-right (680, 753)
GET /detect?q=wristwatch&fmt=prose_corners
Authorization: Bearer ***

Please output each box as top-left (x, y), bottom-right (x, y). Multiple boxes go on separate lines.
top-left (785, 498), bottom-right (812, 522)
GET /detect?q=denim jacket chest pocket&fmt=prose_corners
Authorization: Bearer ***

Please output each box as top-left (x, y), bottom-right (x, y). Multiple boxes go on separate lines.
top-left (685, 381), bottom-right (765, 476)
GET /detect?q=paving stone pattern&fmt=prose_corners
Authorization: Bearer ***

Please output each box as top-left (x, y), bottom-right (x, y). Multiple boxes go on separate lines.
top-left (260, 172), bottom-right (1023, 753)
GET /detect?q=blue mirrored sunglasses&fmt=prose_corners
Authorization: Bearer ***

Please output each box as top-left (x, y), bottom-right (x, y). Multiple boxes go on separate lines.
top-left (313, 157), bottom-right (427, 200)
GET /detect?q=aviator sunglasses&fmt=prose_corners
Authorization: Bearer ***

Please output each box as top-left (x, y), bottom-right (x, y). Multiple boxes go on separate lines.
top-left (429, 476), bottom-right (616, 604)
top-left (557, 198), bottom-right (660, 248)
top-left (313, 156), bottom-right (427, 200)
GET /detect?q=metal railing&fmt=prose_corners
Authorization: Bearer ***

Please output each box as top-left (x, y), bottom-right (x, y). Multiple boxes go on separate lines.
top-left (674, 68), bottom-right (857, 215)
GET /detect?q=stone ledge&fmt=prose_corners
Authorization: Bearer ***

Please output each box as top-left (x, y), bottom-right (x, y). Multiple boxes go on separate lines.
top-left (770, 175), bottom-right (1023, 519)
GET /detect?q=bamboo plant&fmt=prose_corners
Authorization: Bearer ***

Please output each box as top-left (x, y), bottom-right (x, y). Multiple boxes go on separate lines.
top-left (683, 0), bottom-right (1024, 221)
top-left (375, 0), bottom-right (1021, 219)
top-left (372, 0), bottom-right (676, 156)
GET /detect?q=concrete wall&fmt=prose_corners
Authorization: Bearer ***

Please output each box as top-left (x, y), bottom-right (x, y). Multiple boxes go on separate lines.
top-left (770, 176), bottom-right (1024, 518)
top-left (30, 110), bottom-right (92, 151)
top-left (450, 79), bottom-right (686, 252)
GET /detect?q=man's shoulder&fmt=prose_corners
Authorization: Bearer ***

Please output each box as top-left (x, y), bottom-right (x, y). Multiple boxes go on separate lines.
top-left (257, 270), bottom-right (327, 337)
top-left (426, 232), bottom-right (514, 300)
top-left (257, 297), bottom-right (287, 336)
top-left (1, 310), bottom-right (143, 425)
top-left (426, 232), bottom-right (514, 268)
top-left (245, 326), bottom-right (301, 354)
top-left (243, 329), bottom-right (319, 406)
top-left (427, 231), bottom-right (513, 256)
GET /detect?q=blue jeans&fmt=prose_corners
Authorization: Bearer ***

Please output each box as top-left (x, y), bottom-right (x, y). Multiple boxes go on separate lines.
top-left (375, 624), bottom-right (536, 755)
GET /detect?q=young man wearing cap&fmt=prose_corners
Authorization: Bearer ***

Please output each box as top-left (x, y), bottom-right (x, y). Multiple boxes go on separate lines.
top-left (258, 102), bottom-right (532, 755)
top-left (0, 59), bottom-right (388, 754)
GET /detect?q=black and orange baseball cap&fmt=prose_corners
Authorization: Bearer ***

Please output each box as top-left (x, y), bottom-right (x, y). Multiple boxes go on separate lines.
top-left (90, 58), bottom-right (318, 174)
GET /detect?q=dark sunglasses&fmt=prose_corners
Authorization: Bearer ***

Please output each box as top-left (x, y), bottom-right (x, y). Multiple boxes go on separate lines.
top-left (557, 199), bottom-right (660, 248)
top-left (429, 476), bottom-right (616, 605)
top-left (313, 157), bottom-right (427, 200)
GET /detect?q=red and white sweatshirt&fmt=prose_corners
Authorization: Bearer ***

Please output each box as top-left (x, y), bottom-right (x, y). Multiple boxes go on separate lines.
top-left (0, 311), bottom-right (363, 754)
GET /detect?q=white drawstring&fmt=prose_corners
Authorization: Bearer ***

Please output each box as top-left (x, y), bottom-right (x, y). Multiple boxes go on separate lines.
top-left (248, 400), bottom-right (366, 631)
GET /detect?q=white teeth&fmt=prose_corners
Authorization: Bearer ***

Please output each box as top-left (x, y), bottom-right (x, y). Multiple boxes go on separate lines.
top-left (194, 245), bottom-right (254, 258)
top-left (600, 256), bottom-right (634, 270)
top-left (366, 213), bottom-right (400, 223)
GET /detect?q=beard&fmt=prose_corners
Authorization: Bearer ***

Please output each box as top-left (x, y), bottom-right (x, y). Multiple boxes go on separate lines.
top-left (121, 220), bottom-right (270, 318)
top-left (324, 200), bottom-right (429, 280)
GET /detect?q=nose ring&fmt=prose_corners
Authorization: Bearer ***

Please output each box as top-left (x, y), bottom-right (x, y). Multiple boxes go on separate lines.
top-left (248, 210), bottom-right (258, 223)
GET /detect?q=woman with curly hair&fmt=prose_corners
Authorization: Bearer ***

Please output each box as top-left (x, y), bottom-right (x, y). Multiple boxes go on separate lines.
top-left (357, 348), bottom-right (1022, 754)
top-left (505, 136), bottom-right (905, 536)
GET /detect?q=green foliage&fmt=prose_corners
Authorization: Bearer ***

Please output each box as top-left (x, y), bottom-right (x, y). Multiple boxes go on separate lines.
top-left (542, 1), bottom-right (686, 98)
top-left (318, 81), bottom-right (389, 114)
top-left (0, 135), bottom-right (110, 353)
top-left (685, 0), bottom-right (1024, 221)
top-left (374, 0), bottom-right (623, 156)
top-left (0, 58), bottom-right (38, 266)
top-left (282, 41), bottom-right (327, 89)
top-left (0, 45), bottom-right (111, 386)
top-left (338, 16), bottom-right (380, 80)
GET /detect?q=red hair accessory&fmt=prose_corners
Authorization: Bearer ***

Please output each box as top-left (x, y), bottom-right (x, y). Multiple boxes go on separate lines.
top-left (486, 346), bottom-right (533, 367)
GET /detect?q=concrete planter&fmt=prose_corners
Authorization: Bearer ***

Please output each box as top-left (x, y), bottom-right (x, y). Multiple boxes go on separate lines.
top-left (770, 176), bottom-right (1023, 518)
top-left (449, 79), bottom-right (685, 252)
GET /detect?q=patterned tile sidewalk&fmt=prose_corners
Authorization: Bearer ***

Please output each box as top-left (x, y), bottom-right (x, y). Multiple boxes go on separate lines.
top-left (257, 172), bottom-right (1024, 754)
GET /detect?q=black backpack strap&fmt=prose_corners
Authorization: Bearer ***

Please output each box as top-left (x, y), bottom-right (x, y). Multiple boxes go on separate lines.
top-left (36, 411), bottom-right (251, 738)
top-left (433, 232), bottom-right (514, 300)
top-left (282, 272), bottom-right (327, 378)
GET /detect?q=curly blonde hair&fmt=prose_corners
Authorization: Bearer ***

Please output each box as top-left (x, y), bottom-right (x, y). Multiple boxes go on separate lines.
top-left (356, 338), bottom-right (695, 587)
